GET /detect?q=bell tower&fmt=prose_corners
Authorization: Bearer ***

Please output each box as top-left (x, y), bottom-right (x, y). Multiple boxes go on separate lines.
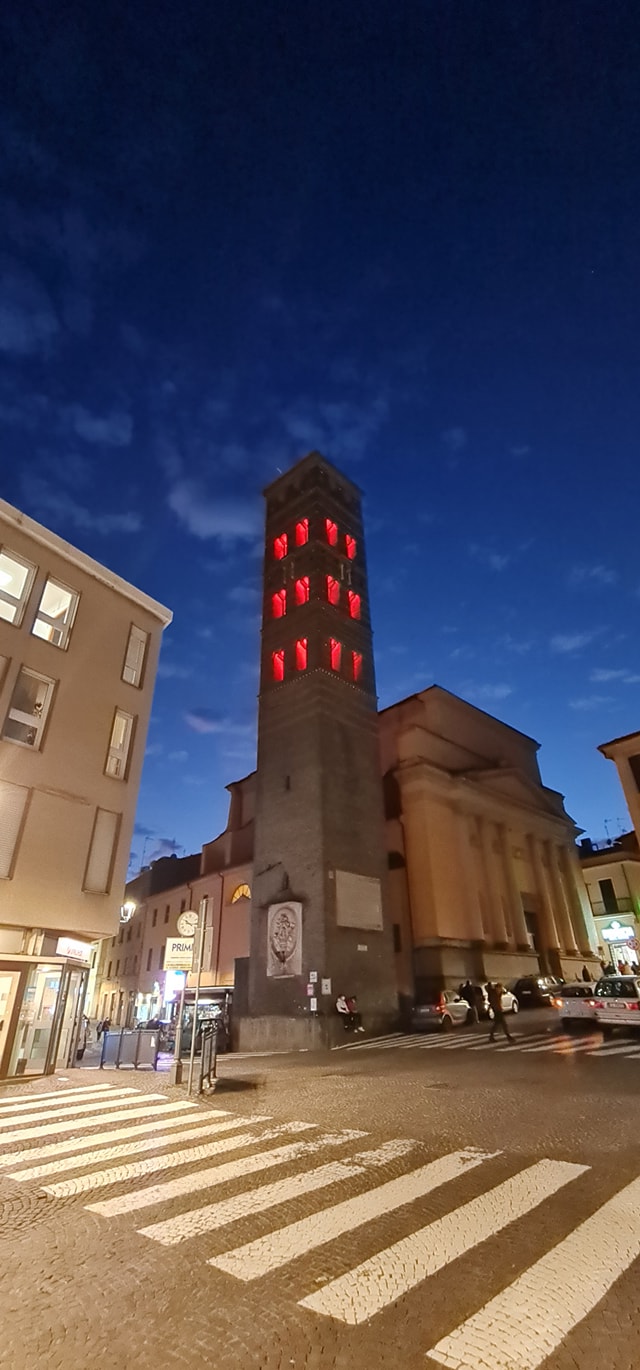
top-left (242, 451), bottom-right (398, 1049)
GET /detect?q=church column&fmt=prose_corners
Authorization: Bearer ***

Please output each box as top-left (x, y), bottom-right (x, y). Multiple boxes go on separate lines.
top-left (497, 824), bottom-right (530, 949)
top-left (559, 844), bottom-right (598, 956)
top-left (400, 782), bottom-right (440, 942)
top-left (544, 840), bottom-right (578, 955)
top-left (478, 815), bottom-right (510, 944)
top-left (527, 834), bottom-right (561, 962)
top-left (454, 808), bottom-right (485, 944)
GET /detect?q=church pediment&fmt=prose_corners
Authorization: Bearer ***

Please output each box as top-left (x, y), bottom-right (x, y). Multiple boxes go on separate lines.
top-left (462, 766), bottom-right (569, 820)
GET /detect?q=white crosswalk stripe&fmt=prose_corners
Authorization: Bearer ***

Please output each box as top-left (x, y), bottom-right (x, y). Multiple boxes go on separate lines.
top-left (0, 1101), bottom-right (201, 1167)
top-left (0, 1083), bottom-right (116, 1112)
top-left (0, 1087), bottom-right (141, 1128)
top-left (341, 1028), bottom-right (640, 1060)
top-left (0, 1097), bottom-right (196, 1145)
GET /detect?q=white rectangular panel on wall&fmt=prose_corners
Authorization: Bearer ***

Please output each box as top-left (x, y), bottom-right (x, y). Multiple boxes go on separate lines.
top-left (84, 808), bottom-right (120, 894)
top-left (335, 871), bottom-right (383, 930)
top-left (0, 780), bottom-right (30, 878)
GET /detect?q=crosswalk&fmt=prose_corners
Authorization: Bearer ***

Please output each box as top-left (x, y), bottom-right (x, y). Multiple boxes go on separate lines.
top-left (0, 1081), bottom-right (638, 1367)
top-left (338, 1025), bottom-right (640, 1060)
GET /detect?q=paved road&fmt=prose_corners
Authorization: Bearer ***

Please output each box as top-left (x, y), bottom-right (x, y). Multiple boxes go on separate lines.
top-left (1, 1020), bottom-right (640, 1370)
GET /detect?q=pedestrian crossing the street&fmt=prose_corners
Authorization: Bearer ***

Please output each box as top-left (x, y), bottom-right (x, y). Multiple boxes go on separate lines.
top-left (337, 1026), bottom-right (640, 1060)
top-left (1, 1080), bottom-right (639, 1368)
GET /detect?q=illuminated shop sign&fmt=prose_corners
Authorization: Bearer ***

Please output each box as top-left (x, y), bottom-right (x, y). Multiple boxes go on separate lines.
top-left (601, 920), bottom-right (635, 943)
top-left (55, 937), bottom-right (92, 963)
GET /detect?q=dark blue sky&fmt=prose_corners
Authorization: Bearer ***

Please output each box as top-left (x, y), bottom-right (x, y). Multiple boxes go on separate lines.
top-left (1, 1), bottom-right (639, 867)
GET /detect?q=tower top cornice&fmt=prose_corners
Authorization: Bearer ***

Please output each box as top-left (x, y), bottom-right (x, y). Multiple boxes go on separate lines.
top-left (263, 451), bottom-right (363, 502)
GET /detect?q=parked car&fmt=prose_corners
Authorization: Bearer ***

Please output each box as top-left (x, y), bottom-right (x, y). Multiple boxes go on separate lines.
top-left (592, 975), bottom-right (640, 1035)
top-left (511, 976), bottom-right (564, 1008)
top-left (482, 986), bottom-right (519, 1017)
top-left (411, 990), bottom-right (474, 1032)
top-left (550, 983), bottom-right (598, 1028)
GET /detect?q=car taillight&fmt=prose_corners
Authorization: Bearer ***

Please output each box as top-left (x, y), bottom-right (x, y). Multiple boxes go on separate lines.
top-left (626, 1002), bottom-right (640, 1010)
top-left (436, 997), bottom-right (446, 1012)
top-left (551, 998), bottom-right (562, 1008)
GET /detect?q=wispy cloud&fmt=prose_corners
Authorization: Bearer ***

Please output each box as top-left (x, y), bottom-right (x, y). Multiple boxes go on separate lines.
top-left (569, 564), bottom-right (617, 588)
top-left (550, 631), bottom-right (598, 654)
top-left (441, 426), bottom-right (467, 455)
top-left (569, 695), bottom-right (615, 711)
top-left (156, 662), bottom-right (193, 680)
top-left (281, 395), bottom-right (388, 464)
top-left (167, 480), bottom-right (261, 542)
top-left (0, 260), bottom-right (59, 356)
top-left (500, 634), bottom-right (535, 654)
top-left (227, 584), bottom-right (261, 605)
top-left (462, 682), bottom-right (513, 702)
top-left (183, 708), bottom-right (253, 736)
top-left (469, 544), bottom-right (510, 572)
top-left (66, 404), bottom-right (132, 447)
top-left (590, 668), bottom-right (640, 684)
top-left (21, 476), bottom-right (141, 535)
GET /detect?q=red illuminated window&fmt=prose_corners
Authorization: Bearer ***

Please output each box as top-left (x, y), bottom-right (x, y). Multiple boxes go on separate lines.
top-left (272, 649), bottom-right (285, 682)
top-left (272, 589), bottom-right (286, 618)
top-left (352, 651), bottom-right (363, 682)
top-left (329, 638), bottom-right (342, 672)
top-left (295, 638), bottom-right (308, 670)
top-left (347, 590), bottom-right (361, 619)
top-left (274, 533), bottom-right (288, 560)
top-left (326, 575), bottom-right (340, 606)
top-left (325, 518), bottom-right (338, 547)
top-left (345, 534), bottom-right (357, 560)
top-left (295, 519), bottom-right (309, 546)
top-left (295, 576), bottom-right (310, 605)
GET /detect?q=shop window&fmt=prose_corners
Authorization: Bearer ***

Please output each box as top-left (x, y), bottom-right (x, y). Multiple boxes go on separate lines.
top-left (272, 588), bottom-right (287, 618)
top-left (122, 624), bottom-right (148, 687)
top-left (345, 534), bottom-right (357, 560)
top-left (347, 590), bottom-right (361, 619)
top-left (231, 883), bottom-right (252, 902)
top-left (274, 533), bottom-right (288, 560)
top-left (295, 638), bottom-right (308, 671)
top-left (352, 650), bottom-right (363, 682)
top-left (295, 519), bottom-right (309, 546)
top-left (294, 576), bottom-right (310, 605)
top-left (0, 779), bottom-right (30, 879)
top-left (84, 809), bottom-right (120, 894)
top-left (105, 710), bottom-right (134, 779)
top-left (325, 518), bottom-right (338, 547)
top-left (2, 667), bottom-right (55, 749)
top-left (272, 649), bottom-right (285, 682)
top-left (326, 575), bottom-right (340, 606)
top-left (0, 547), bottom-right (35, 626)
top-left (329, 638), bottom-right (342, 672)
top-left (32, 578), bottom-right (79, 650)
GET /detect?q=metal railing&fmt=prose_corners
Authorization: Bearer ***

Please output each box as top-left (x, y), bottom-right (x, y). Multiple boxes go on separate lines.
top-left (100, 1028), bottom-right (159, 1070)
top-left (198, 1024), bottom-right (218, 1094)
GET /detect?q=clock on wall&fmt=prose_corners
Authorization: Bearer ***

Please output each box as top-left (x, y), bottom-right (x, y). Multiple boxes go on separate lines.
top-left (177, 909), bottom-right (199, 937)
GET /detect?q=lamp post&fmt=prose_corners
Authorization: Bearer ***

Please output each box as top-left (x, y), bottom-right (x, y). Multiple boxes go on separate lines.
top-left (187, 897), bottom-right (208, 1095)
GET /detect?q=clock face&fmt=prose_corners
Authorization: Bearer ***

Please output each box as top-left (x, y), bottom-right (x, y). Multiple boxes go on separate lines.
top-left (177, 909), bottom-right (198, 937)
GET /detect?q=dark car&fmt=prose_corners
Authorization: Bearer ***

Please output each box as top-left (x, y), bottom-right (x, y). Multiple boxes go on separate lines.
top-left (511, 975), bottom-right (564, 1008)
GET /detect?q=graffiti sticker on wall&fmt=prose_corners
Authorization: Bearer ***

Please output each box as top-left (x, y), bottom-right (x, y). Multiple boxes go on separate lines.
top-left (267, 901), bottom-right (302, 977)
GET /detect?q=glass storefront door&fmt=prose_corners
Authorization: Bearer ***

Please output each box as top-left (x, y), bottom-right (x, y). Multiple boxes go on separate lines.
top-left (0, 971), bottom-right (21, 1068)
top-left (56, 969), bottom-right (87, 1068)
top-left (7, 964), bottom-right (63, 1076)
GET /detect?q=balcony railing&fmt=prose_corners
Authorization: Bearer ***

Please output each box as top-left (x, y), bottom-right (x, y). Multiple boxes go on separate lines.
top-left (590, 896), bottom-right (633, 917)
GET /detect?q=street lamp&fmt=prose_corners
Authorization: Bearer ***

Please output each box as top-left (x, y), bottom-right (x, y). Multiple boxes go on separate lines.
top-left (120, 900), bottom-right (137, 924)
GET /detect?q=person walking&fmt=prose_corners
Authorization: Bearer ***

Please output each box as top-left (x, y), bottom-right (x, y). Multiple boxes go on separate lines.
top-left (459, 979), bottom-right (478, 1024)
top-left (487, 982), bottom-right (514, 1044)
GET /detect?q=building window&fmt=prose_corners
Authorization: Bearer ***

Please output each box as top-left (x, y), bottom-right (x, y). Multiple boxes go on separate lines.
top-left (180, 898), bottom-right (187, 912)
top-left (159, 945), bottom-right (165, 969)
top-left (329, 638), bottom-right (342, 672)
top-left (133, 956), bottom-right (138, 974)
top-left (123, 957), bottom-right (128, 975)
top-left (116, 960), bottom-right (120, 976)
top-left (0, 656), bottom-right (8, 690)
top-left (352, 651), bottom-right (363, 682)
top-left (0, 779), bottom-right (30, 880)
top-left (272, 588), bottom-right (286, 618)
top-left (0, 547), bottom-right (35, 626)
top-left (274, 533), bottom-right (288, 560)
top-left (347, 591), bottom-right (361, 620)
top-left (31, 578), bottom-right (79, 650)
top-left (326, 575), bottom-right (340, 606)
top-left (84, 808), bottom-right (120, 894)
top-left (146, 948), bottom-right (152, 971)
top-left (108, 961), bottom-right (113, 978)
top-left (295, 638), bottom-right (308, 671)
top-left (393, 923), bottom-right (402, 953)
top-left (272, 649), bottom-right (285, 682)
top-left (152, 908), bottom-right (158, 927)
top-left (2, 667), bottom-right (55, 749)
top-left (325, 519), bottom-right (338, 547)
top-left (295, 519), bottom-right (309, 546)
top-left (105, 710), bottom-right (134, 779)
top-left (127, 927), bottom-right (132, 942)
top-left (164, 904), bottom-right (170, 923)
top-left (231, 883), bottom-right (251, 902)
top-left (122, 625), bottom-right (148, 687)
top-left (294, 576), bottom-right (310, 605)
top-left (345, 534), bottom-right (357, 560)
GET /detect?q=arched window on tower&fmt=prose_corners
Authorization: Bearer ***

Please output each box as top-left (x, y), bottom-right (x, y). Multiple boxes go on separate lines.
top-left (352, 650), bottom-right (363, 682)
top-left (231, 882), bottom-right (252, 902)
top-left (347, 590), bottom-right (361, 619)
top-left (295, 519), bottom-right (309, 546)
top-left (272, 588), bottom-right (286, 618)
top-left (329, 638), bottom-right (342, 672)
top-left (294, 576), bottom-right (310, 605)
top-left (272, 649), bottom-right (285, 682)
top-left (326, 575), bottom-right (340, 606)
top-left (325, 518), bottom-right (338, 547)
top-left (295, 638), bottom-right (308, 670)
top-left (274, 533), bottom-right (288, 560)
top-left (345, 534), bottom-right (357, 560)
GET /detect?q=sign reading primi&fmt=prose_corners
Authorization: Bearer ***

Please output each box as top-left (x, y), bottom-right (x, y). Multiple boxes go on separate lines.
top-left (164, 937), bottom-right (195, 971)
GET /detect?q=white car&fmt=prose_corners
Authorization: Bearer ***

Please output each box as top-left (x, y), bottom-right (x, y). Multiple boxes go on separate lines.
top-left (550, 983), bottom-right (598, 1028)
top-left (483, 987), bottom-right (519, 1018)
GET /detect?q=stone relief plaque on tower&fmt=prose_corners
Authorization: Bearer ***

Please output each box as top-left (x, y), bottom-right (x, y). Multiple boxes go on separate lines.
top-left (267, 901), bottom-right (302, 977)
top-left (335, 871), bottom-right (383, 930)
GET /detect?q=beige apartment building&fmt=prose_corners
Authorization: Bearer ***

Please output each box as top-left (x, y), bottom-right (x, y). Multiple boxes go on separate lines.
top-left (598, 730), bottom-right (640, 845)
top-left (579, 831), bottom-right (640, 971)
top-left (0, 498), bottom-right (171, 1078)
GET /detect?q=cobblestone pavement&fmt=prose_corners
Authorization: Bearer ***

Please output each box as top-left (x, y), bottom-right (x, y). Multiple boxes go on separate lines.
top-left (1, 1029), bottom-right (640, 1370)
